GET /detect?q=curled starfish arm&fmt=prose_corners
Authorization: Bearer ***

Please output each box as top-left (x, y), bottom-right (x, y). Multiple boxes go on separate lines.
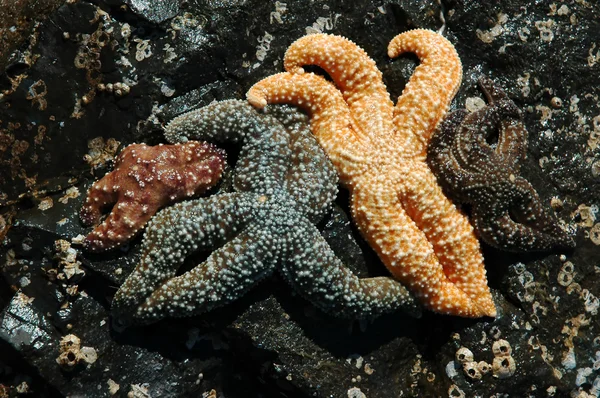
top-left (280, 220), bottom-right (421, 318)
top-left (477, 76), bottom-right (527, 168)
top-left (473, 179), bottom-right (575, 251)
top-left (166, 100), bottom-right (295, 193)
top-left (451, 106), bottom-right (520, 175)
top-left (428, 109), bottom-right (474, 201)
top-left (247, 72), bottom-right (371, 186)
top-left (497, 119), bottom-right (528, 170)
top-left (387, 29), bottom-right (462, 158)
top-left (127, 226), bottom-right (278, 324)
top-left (283, 34), bottom-right (394, 142)
top-left (430, 108), bottom-right (523, 200)
top-left (80, 142), bottom-right (225, 252)
top-left (111, 193), bottom-right (255, 327)
top-left (351, 179), bottom-right (495, 318)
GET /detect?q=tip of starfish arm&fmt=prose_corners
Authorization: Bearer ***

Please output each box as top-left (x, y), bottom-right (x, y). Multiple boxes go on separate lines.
top-left (247, 91), bottom-right (267, 108)
top-left (474, 295), bottom-right (497, 318)
top-left (479, 303), bottom-right (497, 318)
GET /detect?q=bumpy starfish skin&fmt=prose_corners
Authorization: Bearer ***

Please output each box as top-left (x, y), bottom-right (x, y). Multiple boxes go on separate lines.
top-left (111, 100), bottom-right (419, 327)
top-left (428, 75), bottom-right (575, 251)
top-left (80, 142), bottom-right (225, 252)
top-left (248, 30), bottom-right (496, 318)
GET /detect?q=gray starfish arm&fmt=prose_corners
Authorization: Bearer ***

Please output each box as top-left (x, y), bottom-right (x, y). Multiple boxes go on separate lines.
top-left (124, 225), bottom-right (278, 325)
top-left (111, 193), bottom-right (255, 327)
top-left (165, 99), bottom-right (293, 193)
top-left (165, 100), bottom-right (260, 145)
top-left (283, 111), bottom-right (338, 222)
top-left (279, 221), bottom-right (421, 319)
top-left (472, 179), bottom-right (575, 251)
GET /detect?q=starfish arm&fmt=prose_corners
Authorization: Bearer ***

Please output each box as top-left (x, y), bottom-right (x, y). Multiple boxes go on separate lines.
top-left (283, 34), bottom-right (395, 143)
top-left (497, 120), bottom-right (528, 170)
top-left (477, 76), bottom-right (527, 168)
top-left (428, 109), bottom-right (474, 201)
top-left (80, 168), bottom-right (119, 227)
top-left (165, 100), bottom-right (260, 145)
top-left (394, 163), bottom-right (496, 316)
top-left (280, 220), bottom-right (421, 318)
top-left (387, 29), bottom-right (463, 158)
top-left (351, 176), bottom-right (496, 318)
top-left (472, 179), bottom-right (575, 251)
top-left (278, 105), bottom-right (339, 223)
top-left (166, 100), bottom-right (292, 190)
top-left (429, 107), bottom-right (513, 200)
top-left (111, 193), bottom-right (255, 328)
top-left (83, 200), bottom-right (149, 253)
top-left (247, 72), bottom-right (372, 187)
top-left (128, 225), bottom-right (278, 324)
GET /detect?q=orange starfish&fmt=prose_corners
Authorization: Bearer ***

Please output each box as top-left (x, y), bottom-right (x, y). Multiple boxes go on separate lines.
top-left (247, 29), bottom-right (496, 317)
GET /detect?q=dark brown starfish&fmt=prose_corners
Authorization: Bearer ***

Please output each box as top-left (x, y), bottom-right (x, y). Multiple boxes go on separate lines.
top-left (428, 75), bottom-right (575, 252)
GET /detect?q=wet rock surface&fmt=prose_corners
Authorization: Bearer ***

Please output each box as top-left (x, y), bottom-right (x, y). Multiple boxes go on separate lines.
top-left (1, 0), bottom-right (599, 397)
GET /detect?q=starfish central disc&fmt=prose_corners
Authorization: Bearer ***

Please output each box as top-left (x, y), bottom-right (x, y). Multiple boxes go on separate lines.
top-left (248, 29), bottom-right (497, 318)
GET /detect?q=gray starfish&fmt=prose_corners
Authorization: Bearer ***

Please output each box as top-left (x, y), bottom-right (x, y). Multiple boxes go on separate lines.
top-left (112, 100), bottom-right (419, 327)
top-left (428, 76), bottom-right (575, 252)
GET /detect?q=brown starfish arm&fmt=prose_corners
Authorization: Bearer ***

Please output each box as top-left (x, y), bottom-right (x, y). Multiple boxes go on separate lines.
top-left (247, 72), bottom-right (372, 187)
top-left (83, 199), bottom-right (154, 252)
top-left (350, 179), bottom-right (495, 318)
top-left (496, 119), bottom-right (528, 170)
top-left (387, 29), bottom-right (462, 158)
top-left (473, 178), bottom-right (575, 251)
top-left (477, 76), bottom-right (526, 168)
top-left (283, 33), bottom-right (395, 143)
top-left (79, 170), bottom-right (119, 226)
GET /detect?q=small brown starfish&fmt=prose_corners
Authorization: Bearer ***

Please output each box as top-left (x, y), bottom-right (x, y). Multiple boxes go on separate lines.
top-left (80, 142), bottom-right (225, 252)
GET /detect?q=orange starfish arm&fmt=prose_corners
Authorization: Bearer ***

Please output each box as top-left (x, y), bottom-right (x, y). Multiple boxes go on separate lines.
top-left (388, 29), bottom-right (462, 159)
top-left (393, 162), bottom-right (496, 316)
top-left (247, 72), bottom-right (371, 186)
top-left (284, 34), bottom-right (394, 144)
top-left (350, 178), bottom-right (492, 317)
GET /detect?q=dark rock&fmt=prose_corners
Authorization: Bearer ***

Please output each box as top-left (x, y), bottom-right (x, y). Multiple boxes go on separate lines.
top-left (0, 0), bottom-right (65, 70)
top-left (125, 0), bottom-right (180, 24)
